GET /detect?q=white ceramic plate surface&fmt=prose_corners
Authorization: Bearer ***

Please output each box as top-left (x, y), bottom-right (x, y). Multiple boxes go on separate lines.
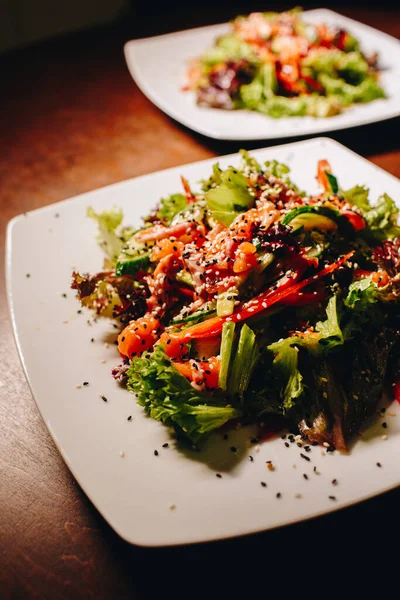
top-left (124, 9), bottom-right (400, 140)
top-left (6, 137), bottom-right (400, 547)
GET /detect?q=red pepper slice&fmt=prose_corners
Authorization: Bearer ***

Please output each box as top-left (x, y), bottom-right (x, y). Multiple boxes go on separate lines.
top-left (162, 251), bottom-right (354, 349)
top-left (393, 382), bottom-right (400, 405)
top-left (181, 176), bottom-right (197, 204)
top-left (317, 159), bottom-right (332, 192)
top-left (342, 210), bottom-right (366, 231)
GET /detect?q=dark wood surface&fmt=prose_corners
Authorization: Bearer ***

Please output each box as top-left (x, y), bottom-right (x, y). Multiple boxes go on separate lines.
top-left (1, 5), bottom-right (400, 598)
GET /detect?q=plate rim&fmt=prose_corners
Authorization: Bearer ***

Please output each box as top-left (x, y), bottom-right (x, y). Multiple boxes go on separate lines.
top-left (6, 136), bottom-right (400, 546)
top-left (123, 7), bottom-right (400, 141)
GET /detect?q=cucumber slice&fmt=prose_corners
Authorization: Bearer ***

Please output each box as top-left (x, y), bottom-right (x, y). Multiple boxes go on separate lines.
top-left (115, 253), bottom-right (150, 275)
top-left (116, 234), bottom-right (153, 275)
top-left (172, 307), bottom-right (216, 325)
top-left (218, 322), bottom-right (236, 391)
top-left (282, 206), bottom-right (341, 232)
top-left (176, 270), bottom-right (194, 288)
top-left (217, 290), bottom-right (238, 317)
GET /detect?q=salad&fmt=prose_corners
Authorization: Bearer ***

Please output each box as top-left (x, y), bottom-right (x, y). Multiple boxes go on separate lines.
top-left (72, 152), bottom-right (400, 451)
top-left (185, 8), bottom-right (385, 118)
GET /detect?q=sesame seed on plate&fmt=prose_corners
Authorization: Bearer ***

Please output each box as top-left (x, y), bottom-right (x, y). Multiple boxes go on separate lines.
top-left (382, 434), bottom-right (388, 440)
top-left (75, 384), bottom-right (82, 389)
top-left (120, 451), bottom-right (125, 457)
top-left (169, 504), bottom-right (176, 510)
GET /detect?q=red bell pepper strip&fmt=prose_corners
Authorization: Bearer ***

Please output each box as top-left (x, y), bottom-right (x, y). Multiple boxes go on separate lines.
top-left (280, 286), bottom-right (326, 306)
top-left (393, 381), bottom-right (400, 405)
top-left (317, 159), bottom-right (332, 192)
top-left (181, 176), bottom-right (197, 203)
top-left (163, 251), bottom-right (354, 347)
top-left (342, 210), bottom-right (366, 231)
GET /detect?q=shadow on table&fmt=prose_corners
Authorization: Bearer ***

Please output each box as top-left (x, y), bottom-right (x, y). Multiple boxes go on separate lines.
top-left (169, 114), bottom-right (400, 164)
top-left (93, 481), bottom-right (400, 595)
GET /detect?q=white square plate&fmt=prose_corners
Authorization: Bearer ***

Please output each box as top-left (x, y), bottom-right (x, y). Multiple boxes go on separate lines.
top-left (7, 137), bottom-right (400, 547)
top-left (124, 9), bottom-right (400, 140)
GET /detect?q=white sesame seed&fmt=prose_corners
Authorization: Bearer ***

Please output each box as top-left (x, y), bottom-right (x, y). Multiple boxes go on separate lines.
top-left (322, 392), bottom-right (328, 399)
top-left (120, 451), bottom-right (125, 457)
top-left (323, 442), bottom-right (330, 448)
top-left (352, 394), bottom-right (359, 400)
top-left (100, 359), bottom-right (107, 364)
top-left (320, 377), bottom-right (328, 382)
top-left (62, 320), bottom-right (68, 324)
top-left (169, 503), bottom-right (176, 511)
top-left (382, 434), bottom-right (388, 440)
top-left (321, 451), bottom-right (326, 456)
top-left (254, 445), bottom-right (261, 453)
top-left (292, 463), bottom-right (297, 468)
top-left (387, 411), bottom-right (396, 417)
top-left (75, 384), bottom-right (82, 389)
top-left (104, 343), bottom-right (109, 349)
top-left (295, 493), bottom-right (302, 499)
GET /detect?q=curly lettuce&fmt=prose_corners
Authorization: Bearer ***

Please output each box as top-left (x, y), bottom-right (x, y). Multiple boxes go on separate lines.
top-left (127, 346), bottom-right (240, 444)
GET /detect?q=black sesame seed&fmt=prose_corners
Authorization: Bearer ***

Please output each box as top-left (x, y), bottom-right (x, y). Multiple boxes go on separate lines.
top-left (297, 442), bottom-right (302, 448)
top-left (290, 438), bottom-right (295, 443)
top-left (261, 481), bottom-right (267, 487)
top-left (311, 441), bottom-right (318, 446)
top-left (61, 293), bottom-right (67, 298)
top-left (382, 422), bottom-right (387, 429)
top-left (162, 443), bottom-right (169, 448)
top-left (332, 479), bottom-right (338, 485)
top-left (376, 462), bottom-right (382, 468)
top-left (304, 446), bottom-right (311, 452)
top-left (329, 495), bottom-right (336, 501)
top-left (230, 446), bottom-right (237, 453)
top-left (154, 450), bottom-right (159, 456)
top-left (303, 473), bottom-right (309, 480)
top-left (284, 442), bottom-right (290, 448)
top-left (251, 437), bottom-right (259, 444)
top-left (77, 310), bottom-right (82, 314)
top-left (55, 213), bottom-right (59, 218)
top-left (223, 434), bottom-right (228, 440)
top-left (127, 415), bottom-right (132, 421)
top-left (101, 396), bottom-right (107, 402)
top-left (90, 338), bottom-right (94, 342)
top-left (281, 434), bottom-right (286, 440)
top-left (248, 455), bottom-right (254, 462)
top-left (26, 273), bottom-right (31, 278)
top-left (300, 453), bottom-right (310, 462)
top-left (216, 473), bottom-right (222, 478)
top-left (276, 492), bottom-right (281, 499)
top-left (83, 381), bottom-right (89, 386)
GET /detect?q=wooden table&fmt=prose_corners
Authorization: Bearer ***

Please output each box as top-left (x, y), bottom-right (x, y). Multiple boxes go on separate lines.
top-left (1, 5), bottom-right (399, 597)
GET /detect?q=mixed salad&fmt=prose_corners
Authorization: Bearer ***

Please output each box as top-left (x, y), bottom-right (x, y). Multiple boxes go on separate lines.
top-left (72, 152), bottom-right (400, 451)
top-left (185, 8), bottom-right (385, 118)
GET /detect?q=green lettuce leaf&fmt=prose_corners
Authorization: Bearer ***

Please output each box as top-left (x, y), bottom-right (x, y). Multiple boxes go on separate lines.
top-left (127, 346), bottom-right (240, 444)
top-left (155, 193), bottom-right (188, 225)
top-left (364, 193), bottom-right (400, 239)
top-left (341, 185), bottom-right (371, 212)
top-left (200, 34), bottom-right (259, 67)
top-left (267, 338), bottom-right (304, 411)
top-left (87, 206), bottom-right (129, 264)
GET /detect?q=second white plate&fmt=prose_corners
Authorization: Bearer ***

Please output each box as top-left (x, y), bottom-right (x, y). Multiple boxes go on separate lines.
top-left (124, 9), bottom-right (400, 140)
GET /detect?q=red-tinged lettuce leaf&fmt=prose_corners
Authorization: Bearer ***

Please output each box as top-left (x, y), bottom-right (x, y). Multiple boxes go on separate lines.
top-left (71, 271), bottom-right (147, 321)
